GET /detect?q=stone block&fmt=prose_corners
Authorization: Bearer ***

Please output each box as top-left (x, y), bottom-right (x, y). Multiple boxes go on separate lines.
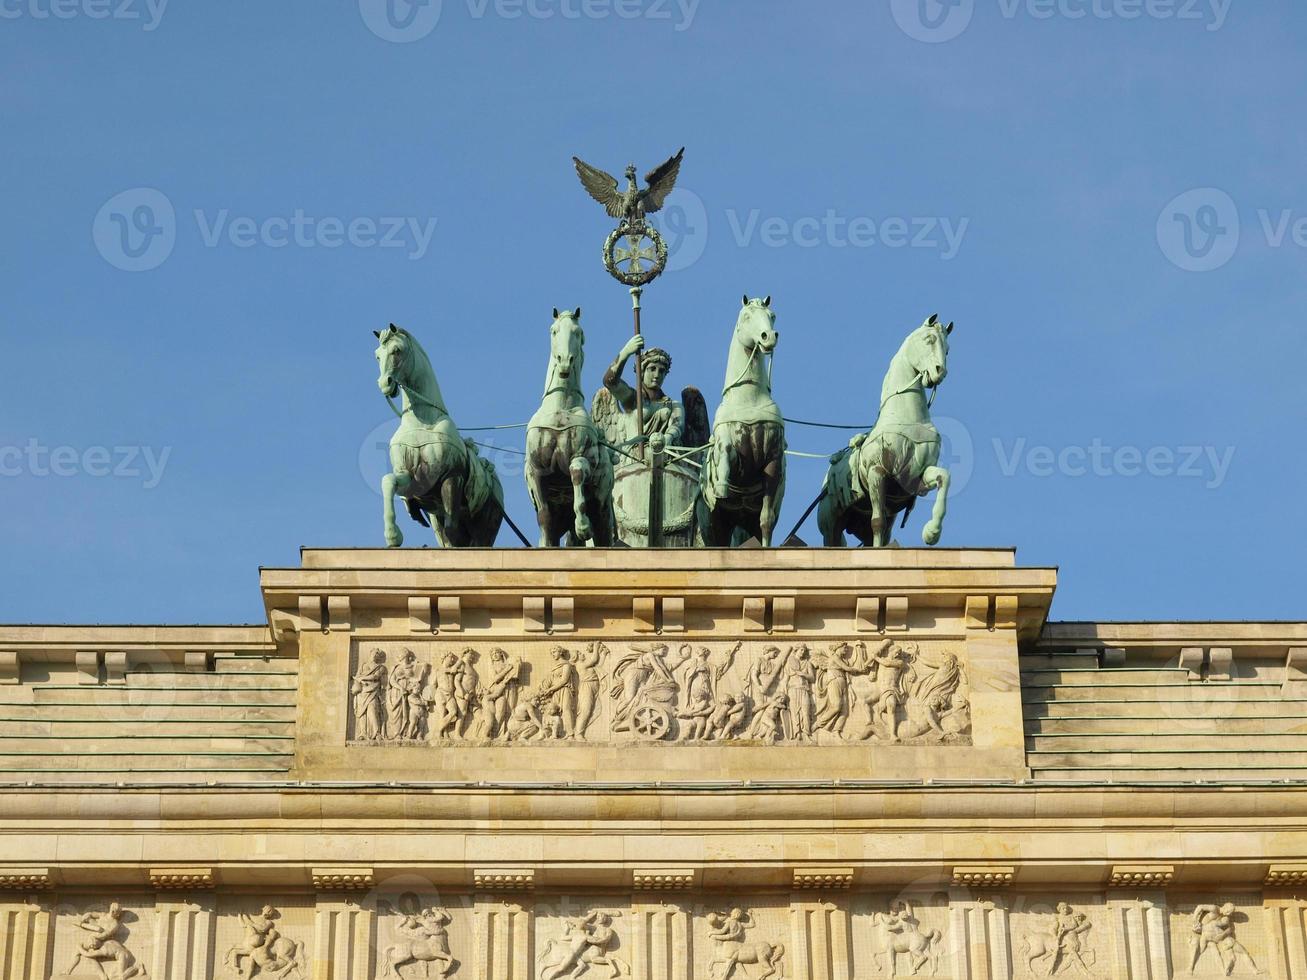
top-left (951, 864), bottom-right (1015, 887)
top-left (149, 867), bottom-right (215, 889)
top-left (552, 596), bottom-right (574, 633)
top-left (633, 597), bottom-right (657, 632)
top-left (1108, 864), bottom-right (1173, 887)
top-left (409, 596), bottom-right (433, 633)
top-left (75, 650), bottom-right (99, 684)
top-left (792, 867), bottom-right (854, 889)
top-left (326, 595), bottom-right (351, 632)
top-left (855, 597), bottom-right (879, 632)
top-left (1207, 646), bottom-right (1233, 681)
top-left (104, 650), bottom-right (129, 684)
top-left (524, 597), bottom-right (548, 632)
top-left (1178, 647), bottom-right (1205, 679)
top-left (632, 868), bottom-right (697, 890)
top-left (662, 597), bottom-right (685, 633)
top-left (437, 595), bottom-right (462, 631)
top-left (311, 866), bottom-right (374, 890)
top-left (0, 651), bottom-right (17, 684)
top-left (743, 597), bottom-right (768, 632)
top-left (772, 596), bottom-right (795, 632)
top-left (298, 595), bottom-right (323, 632)
top-left (474, 868), bottom-right (534, 891)
top-left (1283, 648), bottom-right (1307, 698)
top-left (884, 595), bottom-right (908, 632)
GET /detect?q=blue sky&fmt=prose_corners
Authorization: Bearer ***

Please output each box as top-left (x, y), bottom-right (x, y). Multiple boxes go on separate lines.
top-left (2, 1), bottom-right (1304, 624)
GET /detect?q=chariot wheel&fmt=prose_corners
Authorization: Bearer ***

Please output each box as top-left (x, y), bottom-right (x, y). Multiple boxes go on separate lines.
top-left (631, 704), bottom-right (672, 740)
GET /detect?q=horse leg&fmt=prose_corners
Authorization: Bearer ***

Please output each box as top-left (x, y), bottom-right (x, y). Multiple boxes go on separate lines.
top-left (920, 465), bottom-right (950, 546)
top-left (525, 463), bottom-right (552, 548)
top-left (440, 470), bottom-right (468, 546)
top-left (864, 475), bottom-right (889, 548)
top-left (382, 470), bottom-right (413, 548)
top-left (759, 453), bottom-right (784, 548)
top-left (570, 456), bottom-right (594, 545)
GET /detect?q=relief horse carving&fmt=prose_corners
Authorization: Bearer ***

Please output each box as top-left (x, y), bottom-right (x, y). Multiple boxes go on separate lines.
top-left (376, 324), bottom-right (505, 548)
top-left (699, 297), bottom-right (785, 547)
top-left (818, 314), bottom-right (954, 548)
top-left (526, 309), bottom-right (615, 546)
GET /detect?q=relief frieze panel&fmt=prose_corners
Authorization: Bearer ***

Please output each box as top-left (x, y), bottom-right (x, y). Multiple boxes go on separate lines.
top-left (346, 639), bottom-right (971, 747)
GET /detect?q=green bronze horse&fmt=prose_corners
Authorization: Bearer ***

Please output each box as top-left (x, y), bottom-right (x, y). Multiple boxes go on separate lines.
top-left (818, 314), bottom-right (954, 548)
top-left (525, 308), bottom-right (615, 547)
top-left (375, 324), bottom-right (505, 548)
top-left (698, 296), bottom-right (786, 547)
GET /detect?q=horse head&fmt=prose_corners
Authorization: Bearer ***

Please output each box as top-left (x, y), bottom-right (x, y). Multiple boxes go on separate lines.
top-left (903, 313), bottom-right (953, 389)
top-left (736, 295), bottom-right (778, 355)
top-left (547, 307), bottom-right (585, 392)
top-left (375, 323), bottom-right (412, 398)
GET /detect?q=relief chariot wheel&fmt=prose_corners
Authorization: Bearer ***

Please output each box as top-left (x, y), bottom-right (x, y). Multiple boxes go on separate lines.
top-left (631, 703), bottom-right (672, 740)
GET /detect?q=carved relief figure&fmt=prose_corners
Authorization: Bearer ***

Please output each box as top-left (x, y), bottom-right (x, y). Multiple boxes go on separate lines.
top-left (1020, 903), bottom-right (1095, 976)
top-left (899, 651), bottom-right (969, 743)
top-left (706, 908), bottom-right (785, 980)
top-left (782, 645), bottom-right (816, 741)
top-left (476, 649), bottom-right (522, 740)
top-left (434, 650), bottom-right (478, 738)
top-left (535, 646), bottom-right (579, 738)
top-left (813, 642), bottom-right (866, 735)
top-left (858, 641), bottom-right (910, 742)
top-left (539, 911), bottom-right (630, 980)
top-left (351, 650), bottom-right (389, 740)
top-left (1189, 903), bottom-right (1259, 976)
top-left (872, 900), bottom-right (942, 977)
top-left (387, 650), bottom-right (430, 741)
top-left (383, 907), bottom-right (457, 979)
top-left (706, 693), bottom-right (748, 740)
top-left (65, 902), bottom-right (148, 979)
top-left (576, 642), bottom-right (608, 738)
top-left (611, 643), bottom-right (689, 740)
top-left (747, 691), bottom-right (789, 743)
top-left (677, 643), bottom-right (737, 741)
top-left (224, 905), bottom-right (306, 980)
top-left (505, 700), bottom-right (544, 741)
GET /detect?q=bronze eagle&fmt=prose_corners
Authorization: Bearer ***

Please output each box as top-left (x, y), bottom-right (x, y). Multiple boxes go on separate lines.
top-left (573, 148), bottom-right (685, 226)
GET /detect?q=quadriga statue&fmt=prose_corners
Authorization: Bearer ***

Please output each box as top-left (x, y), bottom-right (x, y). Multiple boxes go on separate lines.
top-left (698, 296), bottom-right (786, 547)
top-left (375, 324), bottom-right (506, 548)
top-left (525, 308), bottom-right (616, 546)
top-left (818, 314), bottom-right (954, 547)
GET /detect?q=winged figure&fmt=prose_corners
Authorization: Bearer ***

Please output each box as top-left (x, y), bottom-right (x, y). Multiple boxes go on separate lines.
top-left (573, 148), bottom-right (685, 226)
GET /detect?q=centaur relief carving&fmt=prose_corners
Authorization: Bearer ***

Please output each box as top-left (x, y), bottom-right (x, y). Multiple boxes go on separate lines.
top-left (347, 640), bottom-right (970, 746)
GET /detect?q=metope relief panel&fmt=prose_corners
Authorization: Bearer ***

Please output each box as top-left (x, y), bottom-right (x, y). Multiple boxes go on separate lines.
top-left (849, 893), bottom-right (952, 979)
top-left (377, 898), bottom-right (474, 980)
top-left (1168, 896), bottom-right (1269, 978)
top-left (212, 896), bottom-right (312, 980)
top-left (52, 896), bottom-right (155, 980)
top-left (691, 901), bottom-right (789, 980)
top-left (346, 639), bottom-right (971, 747)
top-left (535, 897), bottom-right (638, 980)
top-left (1009, 896), bottom-right (1109, 978)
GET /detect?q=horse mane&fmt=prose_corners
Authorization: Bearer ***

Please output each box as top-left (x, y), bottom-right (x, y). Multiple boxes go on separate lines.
top-left (395, 328), bottom-right (450, 416)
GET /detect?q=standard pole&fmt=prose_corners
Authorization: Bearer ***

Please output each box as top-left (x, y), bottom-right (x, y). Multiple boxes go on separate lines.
top-left (630, 285), bottom-right (644, 459)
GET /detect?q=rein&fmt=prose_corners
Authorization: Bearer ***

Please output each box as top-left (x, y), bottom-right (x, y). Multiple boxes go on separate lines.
top-left (878, 370), bottom-right (938, 414)
top-left (721, 343), bottom-right (775, 397)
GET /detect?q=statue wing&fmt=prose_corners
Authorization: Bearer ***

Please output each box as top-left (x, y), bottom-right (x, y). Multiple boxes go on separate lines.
top-left (681, 386), bottom-right (711, 448)
top-left (573, 156), bottom-right (626, 218)
top-left (591, 386), bottom-right (624, 453)
top-left (641, 147), bottom-right (684, 213)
